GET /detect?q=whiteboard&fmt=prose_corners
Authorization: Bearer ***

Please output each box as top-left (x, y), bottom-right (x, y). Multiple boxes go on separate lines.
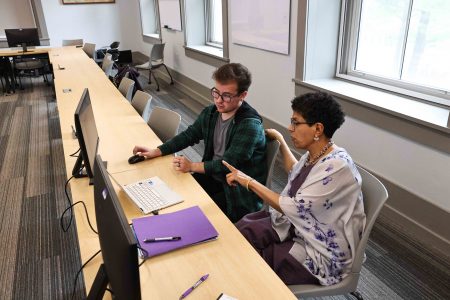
top-left (158, 0), bottom-right (182, 31)
top-left (230, 0), bottom-right (290, 55)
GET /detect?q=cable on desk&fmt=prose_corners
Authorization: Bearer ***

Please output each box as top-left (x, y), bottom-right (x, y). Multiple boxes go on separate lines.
top-left (137, 245), bottom-right (149, 267)
top-left (60, 175), bottom-right (98, 234)
top-left (106, 288), bottom-right (114, 295)
top-left (69, 148), bottom-right (80, 157)
top-left (61, 200), bottom-right (98, 234)
top-left (71, 249), bottom-right (102, 300)
top-left (60, 175), bottom-right (75, 232)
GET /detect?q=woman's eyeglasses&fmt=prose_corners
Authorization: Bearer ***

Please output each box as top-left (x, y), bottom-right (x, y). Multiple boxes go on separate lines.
top-left (290, 118), bottom-right (312, 128)
top-left (211, 87), bottom-right (240, 103)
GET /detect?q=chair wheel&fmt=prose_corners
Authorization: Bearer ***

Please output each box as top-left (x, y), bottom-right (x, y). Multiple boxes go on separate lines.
top-left (350, 291), bottom-right (364, 300)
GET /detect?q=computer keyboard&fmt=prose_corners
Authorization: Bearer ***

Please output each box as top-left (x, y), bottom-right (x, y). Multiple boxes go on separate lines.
top-left (122, 178), bottom-right (183, 214)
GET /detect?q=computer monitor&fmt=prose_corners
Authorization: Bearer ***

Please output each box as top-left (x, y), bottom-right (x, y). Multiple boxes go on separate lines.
top-left (88, 154), bottom-right (141, 300)
top-left (5, 28), bottom-right (40, 52)
top-left (117, 50), bottom-right (133, 65)
top-left (72, 88), bottom-right (99, 183)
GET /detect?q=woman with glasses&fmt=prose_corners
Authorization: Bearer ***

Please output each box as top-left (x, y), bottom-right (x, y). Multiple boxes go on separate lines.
top-left (223, 92), bottom-right (366, 286)
top-left (133, 63), bottom-right (267, 222)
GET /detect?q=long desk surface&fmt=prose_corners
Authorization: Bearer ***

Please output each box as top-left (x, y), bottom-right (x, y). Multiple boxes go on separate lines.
top-left (45, 46), bottom-right (296, 299)
top-left (0, 47), bottom-right (52, 57)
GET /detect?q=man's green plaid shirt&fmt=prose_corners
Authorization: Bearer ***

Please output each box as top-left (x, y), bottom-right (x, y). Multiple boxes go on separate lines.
top-left (158, 102), bottom-right (267, 222)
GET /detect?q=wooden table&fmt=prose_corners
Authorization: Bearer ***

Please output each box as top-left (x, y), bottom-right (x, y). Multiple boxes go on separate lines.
top-left (48, 47), bottom-right (296, 299)
top-left (0, 46), bottom-right (52, 57)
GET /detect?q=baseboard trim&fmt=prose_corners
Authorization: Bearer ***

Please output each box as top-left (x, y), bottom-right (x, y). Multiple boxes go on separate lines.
top-left (380, 204), bottom-right (450, 258)
top-left (148, 62), bottom-right (450, 256)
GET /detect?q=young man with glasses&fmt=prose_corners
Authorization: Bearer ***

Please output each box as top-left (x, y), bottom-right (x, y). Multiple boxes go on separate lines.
top-left (133, 63), bottom-right (267, 222)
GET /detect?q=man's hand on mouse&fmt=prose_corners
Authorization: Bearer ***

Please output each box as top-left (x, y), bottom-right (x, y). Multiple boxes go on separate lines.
top-left (132, 146), bottom-right (162, 159)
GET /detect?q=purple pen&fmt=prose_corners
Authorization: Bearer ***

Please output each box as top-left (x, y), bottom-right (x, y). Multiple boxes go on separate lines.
top-left (179, 274), bottom-right (209, 299)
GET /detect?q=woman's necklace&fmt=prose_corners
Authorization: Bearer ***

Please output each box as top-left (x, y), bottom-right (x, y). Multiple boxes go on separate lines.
top-left (305, 141), bottom-right (334, 167)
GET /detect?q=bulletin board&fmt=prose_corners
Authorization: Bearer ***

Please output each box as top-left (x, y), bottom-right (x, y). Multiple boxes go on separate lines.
top-left (158, 0), bottom-right (182, 31)
top-left (230, 0), bottom-right (290, 55)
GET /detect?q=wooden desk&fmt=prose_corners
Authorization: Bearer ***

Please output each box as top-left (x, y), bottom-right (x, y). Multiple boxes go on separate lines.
top-left (49, 47), bottom-right (296, 299)
top-left (0, 46), bottom-right (52, 57)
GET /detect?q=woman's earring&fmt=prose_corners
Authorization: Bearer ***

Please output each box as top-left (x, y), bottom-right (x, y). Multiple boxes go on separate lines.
top-left (313, 136), bottom-right (319, 141)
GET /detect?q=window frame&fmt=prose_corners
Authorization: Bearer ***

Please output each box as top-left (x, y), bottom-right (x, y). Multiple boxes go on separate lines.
top-left (205, 0), bottom-right (223, 49)
top-left (336, 0), bottom-right (450, 107)
top-left (0, 0), bottom-right (49, 47)
top-left (138, 0), bottom-right (162, 44)
top-left (184, 0), bottom-right (229, 66)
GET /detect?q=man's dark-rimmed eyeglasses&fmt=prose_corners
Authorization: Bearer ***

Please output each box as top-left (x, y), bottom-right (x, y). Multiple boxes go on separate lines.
top-left (211, 87), bottom-right (240, 103)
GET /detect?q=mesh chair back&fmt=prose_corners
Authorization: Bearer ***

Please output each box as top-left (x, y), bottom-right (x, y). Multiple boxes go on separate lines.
top-left (83, 43), bottom-right (96, 59)
top-left (351, 166), bottom-right (388, 272)
top-left (62, 39), bottom-right (84, 46)
top-left (118, 77), bottom-right (135, 101)
top-left (150, 43), bottom-right (166, 64)
top-left (148, 106), bottom-right (181, 143)
top-left (131, 91), bottom-right (152, 122)
top-left (102, 58), bottom-right (114, 77)
top-left (288, 165), bottom-right (388, 298)
top-left (265, 139), bottom-right (280, 189)
top-left (103, 53), bottom-right (113, 62)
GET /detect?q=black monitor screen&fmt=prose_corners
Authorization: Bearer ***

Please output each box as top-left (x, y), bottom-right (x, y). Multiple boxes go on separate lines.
top-left (5, 28), bottom-right (40, 47)
top-left (93, 154), bottom-right (141, 300)
top-left (73, 88), bottom-right (99, 180)
top-left (118, 50), bottom-right (132, 64)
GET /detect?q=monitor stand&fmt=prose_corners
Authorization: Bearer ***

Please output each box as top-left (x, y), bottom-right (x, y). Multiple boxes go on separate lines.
top-left (72, 155), bottom-right (94, 185)
top-left (87, 264), bottom-right (109, 300)
top-left (72, 155), bottom-right (88, 179)
top-left (18, 43), bottom-right (34, 53)
top-left (71, 156), bottom-right (106, 185)
top-left (21, 43), bottom-right (28, 53)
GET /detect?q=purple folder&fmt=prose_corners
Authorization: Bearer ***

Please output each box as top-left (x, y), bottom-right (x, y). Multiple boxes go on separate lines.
top-left (132, 206), bottom-right (219, 258)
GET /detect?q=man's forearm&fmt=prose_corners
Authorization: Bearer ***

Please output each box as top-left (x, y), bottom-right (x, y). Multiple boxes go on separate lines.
top-left (190, 162), bottom-right (205, 174)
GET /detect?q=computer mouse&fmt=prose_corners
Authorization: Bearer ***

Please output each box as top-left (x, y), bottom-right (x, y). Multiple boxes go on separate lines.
top-left (128, 154), bottom-right (145, 164)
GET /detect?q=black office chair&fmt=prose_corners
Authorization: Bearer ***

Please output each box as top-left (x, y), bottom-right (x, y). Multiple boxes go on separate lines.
top-left (0, 57), bottom-right (16, 94)
top-left (136, 43), bottom-right (174, 91)
top-left (13, 56), bottom-right (49, 89)
top-left (97, 41), bottom-right (120, 63)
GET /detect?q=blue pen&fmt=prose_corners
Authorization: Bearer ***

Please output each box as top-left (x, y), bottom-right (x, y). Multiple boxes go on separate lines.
top-left (179, 274), bottom-right (209, 299)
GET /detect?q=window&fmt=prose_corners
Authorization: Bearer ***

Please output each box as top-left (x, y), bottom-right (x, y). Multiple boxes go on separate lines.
top-left (0, 0), bottom-right (49, 46)
top-left (338, 0), bottom-right (450, 106)
top-left (0, 0), bottom-right (35, 38)
top-left (206, 0), bottom-right (223, 47)
top-left (184, 0), bottom-right (229, 66)
top-left (138, 0), bottom-right (161, 42)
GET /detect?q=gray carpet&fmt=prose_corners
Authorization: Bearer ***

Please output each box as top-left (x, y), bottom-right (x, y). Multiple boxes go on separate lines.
top-left (0, 79), bottom-right (85, 299)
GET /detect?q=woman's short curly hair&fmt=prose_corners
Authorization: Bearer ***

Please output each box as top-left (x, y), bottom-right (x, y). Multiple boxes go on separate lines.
top-left (291, 92), bottom-right (345, 138)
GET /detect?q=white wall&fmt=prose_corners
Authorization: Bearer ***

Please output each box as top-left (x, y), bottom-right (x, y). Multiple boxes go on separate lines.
top-left (40, 0), bottom-right (122, 48)
top-left (334, 116), bottom-right (450, 211)
top-left (127, 0), bottom-right (297, 125)
top-left (0, 0), bottom-right (35, 37)
top-left (124, 0), bottom-right (218, 87)
top-left (229, 0), bottom-right (297, 126)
